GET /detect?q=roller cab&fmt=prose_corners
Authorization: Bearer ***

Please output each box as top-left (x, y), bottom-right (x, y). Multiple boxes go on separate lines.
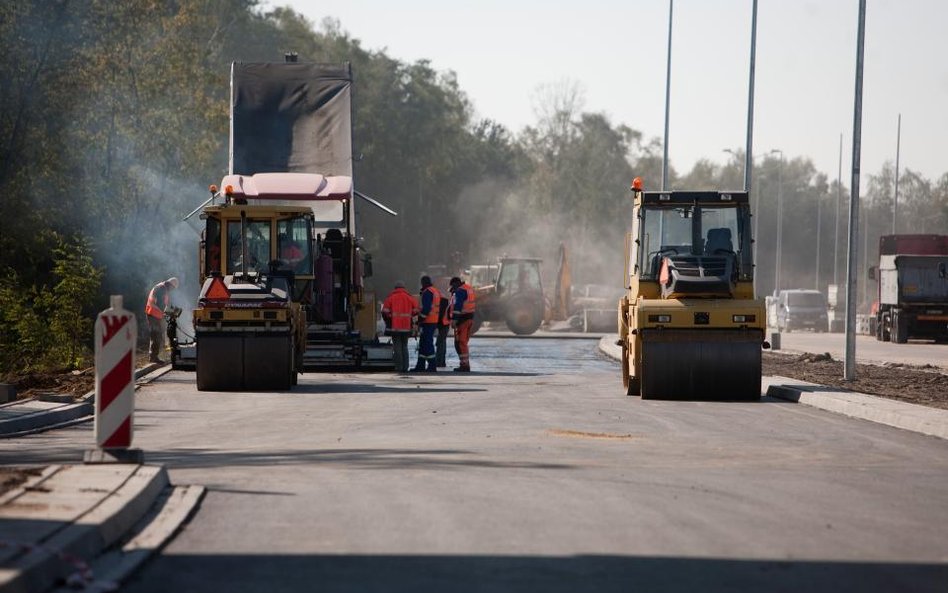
top-left (618, 181), bottom-right (766, 400)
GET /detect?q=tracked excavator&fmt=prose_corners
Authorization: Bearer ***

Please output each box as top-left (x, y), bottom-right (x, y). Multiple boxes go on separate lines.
top-left (617, 178), bottom-right (767, 400)
top-left (173, 59), bottom-right (396, 390)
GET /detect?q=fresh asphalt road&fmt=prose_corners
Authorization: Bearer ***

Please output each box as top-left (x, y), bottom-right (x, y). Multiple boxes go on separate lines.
top-left (3, 338), bottom-right (948, 592)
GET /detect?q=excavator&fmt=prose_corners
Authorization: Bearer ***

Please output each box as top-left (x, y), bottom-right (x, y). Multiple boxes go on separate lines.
top-left (617, 178), bottom-right (767, 400)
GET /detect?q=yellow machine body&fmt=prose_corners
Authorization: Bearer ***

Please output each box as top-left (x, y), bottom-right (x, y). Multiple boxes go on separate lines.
top-left (618, 187), bottom-right (766, 400)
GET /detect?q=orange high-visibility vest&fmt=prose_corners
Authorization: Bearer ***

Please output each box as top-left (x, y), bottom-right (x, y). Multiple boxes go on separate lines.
top-left (460, 283), bottom-right (476, 315)
top-left (421, 285), bottom-right (441, 324)
top-left (145, 282), bottom-right (169, 319)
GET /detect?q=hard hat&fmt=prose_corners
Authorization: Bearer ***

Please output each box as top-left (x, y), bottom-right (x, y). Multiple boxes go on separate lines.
top-left (394, 280), bottom-right (405, 288)
top-left (167, 277), bottom-right (179, 288)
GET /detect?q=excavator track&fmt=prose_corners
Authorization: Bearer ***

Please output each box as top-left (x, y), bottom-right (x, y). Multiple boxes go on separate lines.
top-left (639, 329), bottom-right (762, 400)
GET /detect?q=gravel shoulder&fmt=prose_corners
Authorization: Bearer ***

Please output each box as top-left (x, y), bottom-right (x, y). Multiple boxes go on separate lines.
top-left (763, 350), bottom-right (948, 410)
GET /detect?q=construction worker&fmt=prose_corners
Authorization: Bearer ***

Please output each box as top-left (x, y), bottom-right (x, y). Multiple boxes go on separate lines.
top-left (449, 276), bottom-right (476, 372)
top-left (412, 275), bottom-right (441, 372)
top-left (435, 291), bottom-right (451, 367)
top-left (381, 281), bottom-right (419, 372)
top-left (145, 277), bottom-right (179, 363)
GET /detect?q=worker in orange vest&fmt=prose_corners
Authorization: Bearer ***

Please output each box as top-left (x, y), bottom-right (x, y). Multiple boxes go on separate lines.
top-left (449, 276), bottom-right (476, 372)
top-left (412, 275), bottom-right (441, 372)
top-left (144, 277), bottom-right (179, 363)
top-left (435, 289), bottom-right (451, 368)
top-left (381, 281), bottom-right (419, 372)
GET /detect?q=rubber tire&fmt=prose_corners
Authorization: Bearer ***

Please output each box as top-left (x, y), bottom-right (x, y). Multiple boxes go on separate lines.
top-left (893, 311), bottom-right (909, 344)
top-left (471, 312), bottom-right (483, 335)
top-left (505, 297), bottom-right (543, 335)
top-left (881, 313), bottom-right (892, 342)
top-left (621, 343), bottom-right (640, 396)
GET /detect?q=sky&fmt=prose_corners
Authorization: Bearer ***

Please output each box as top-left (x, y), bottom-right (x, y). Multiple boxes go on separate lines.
top-left (278, 0), bottom-right (948, 188)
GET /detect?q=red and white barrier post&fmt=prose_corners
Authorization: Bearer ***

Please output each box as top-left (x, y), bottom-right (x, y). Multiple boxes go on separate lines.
top-left (84, 295), bottom-right (143, 464)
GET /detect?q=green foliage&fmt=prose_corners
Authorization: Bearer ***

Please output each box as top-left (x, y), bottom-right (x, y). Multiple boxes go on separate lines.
top-left (0, 235), bottom-right (103, 375)
top-left (1, 0), bottom-right (945, 332)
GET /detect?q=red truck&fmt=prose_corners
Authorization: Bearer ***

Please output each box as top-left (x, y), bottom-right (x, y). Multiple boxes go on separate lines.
top-left (870, 234), bottom-right (948, 343)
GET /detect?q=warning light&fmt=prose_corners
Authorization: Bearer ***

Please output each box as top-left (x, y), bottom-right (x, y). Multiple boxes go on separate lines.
top-left (209, 184), bottom-right (218, 194)
top-left (631, 177), bottom-right (644, 191)
top-left (224, 185), bottom-right (234, 196)
top-left (205, 276), bottom-right (230, 301)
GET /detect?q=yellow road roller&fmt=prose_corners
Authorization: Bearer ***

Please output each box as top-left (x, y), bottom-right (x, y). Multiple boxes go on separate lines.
top-left (618, 178), bottom-right (767, 400)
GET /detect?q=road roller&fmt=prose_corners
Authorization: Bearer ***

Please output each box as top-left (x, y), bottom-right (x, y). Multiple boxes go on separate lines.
top-left (618, 178), bottom-right (767, 400)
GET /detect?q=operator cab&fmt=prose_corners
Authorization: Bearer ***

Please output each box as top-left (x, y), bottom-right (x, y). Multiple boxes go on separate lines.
top-left (632, 191), bottom-right (753, 299)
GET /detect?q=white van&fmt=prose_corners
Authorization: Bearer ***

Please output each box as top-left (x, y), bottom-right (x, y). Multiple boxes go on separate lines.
top-left (775, 289), bottom-right (828, 332)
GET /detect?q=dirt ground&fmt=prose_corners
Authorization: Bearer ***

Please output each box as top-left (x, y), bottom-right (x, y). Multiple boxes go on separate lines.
top-left (763, 351), bottom-right (948, 410)
top-left (4, 353), bottom-right (154, 401)
top-left (0, 467), bottom-right (43, 496)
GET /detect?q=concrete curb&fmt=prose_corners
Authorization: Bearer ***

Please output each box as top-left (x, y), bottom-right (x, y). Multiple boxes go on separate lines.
top-left (0, 364), bottom-right (170, 439)
top-left (598, 334), bottom-right (948, 441)
top-left (0, 464), bottom-right (169, 593)
top-left (764, 377), bottom-right (948, 440)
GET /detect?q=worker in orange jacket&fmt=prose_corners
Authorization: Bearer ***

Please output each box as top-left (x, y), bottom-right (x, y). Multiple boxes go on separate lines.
top-left (381, 281), bottom-right (419, 372)
top-left (449, 276), bottom-right (476, 372)
top-left (412, 275), bottom-right (441, 372)
top-left (144, 277), bottom-right (179, 363)
top-left (435, 289), bottom-right (451, 368)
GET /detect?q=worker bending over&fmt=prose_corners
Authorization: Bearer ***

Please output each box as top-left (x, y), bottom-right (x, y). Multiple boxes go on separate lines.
top-left (144, 277), bottom-right (179, 364)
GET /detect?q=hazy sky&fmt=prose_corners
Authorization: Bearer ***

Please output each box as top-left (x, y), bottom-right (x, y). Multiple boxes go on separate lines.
top-left (281, 0), bottom-right (948, 187)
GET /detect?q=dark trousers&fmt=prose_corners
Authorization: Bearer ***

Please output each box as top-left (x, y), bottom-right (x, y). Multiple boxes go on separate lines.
top-left (416, 324), bottom-right (437, 370)
top-left (436, 324), bottom-right (449, 367)
top-left (148, 316), bottom-right (165, 361)
top-left (391, 332), bottom-right (410, 372)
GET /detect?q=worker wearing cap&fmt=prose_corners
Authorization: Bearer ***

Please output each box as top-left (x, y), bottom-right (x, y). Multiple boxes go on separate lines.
top-left (449, 276), bottom-right (475, 372)
top-left (145, 277), bottom-right (179, 364)
top-left (412, 275), bottom-right (441, 372)
top-left (381, 281), bottom-right (419, 372)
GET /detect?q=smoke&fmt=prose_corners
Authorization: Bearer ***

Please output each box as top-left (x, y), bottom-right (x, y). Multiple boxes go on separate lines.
top-left (92, 163), bottom-right (206, 341)
top-left (453, 177), bottom-right (626, 294)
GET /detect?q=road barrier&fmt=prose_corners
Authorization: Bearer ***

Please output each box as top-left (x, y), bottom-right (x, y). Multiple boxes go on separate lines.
top-left (88, 295), bottom-right (142, 463)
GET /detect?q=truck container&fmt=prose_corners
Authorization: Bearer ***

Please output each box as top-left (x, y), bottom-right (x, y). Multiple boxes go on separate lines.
top-left (871, 234), bottom-right (948, 343)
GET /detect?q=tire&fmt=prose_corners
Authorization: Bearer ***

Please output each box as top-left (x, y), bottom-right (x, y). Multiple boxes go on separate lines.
top-left (621, 343), bottom-right (640, 396)
top-left (881, 313), bottom-right (892, 342)
top-left (471, 312), bottom-right (483, 335)
top-left (505, 297), bottom-right (543, 335)
top-left (893, 310), bottom-right (909, 344)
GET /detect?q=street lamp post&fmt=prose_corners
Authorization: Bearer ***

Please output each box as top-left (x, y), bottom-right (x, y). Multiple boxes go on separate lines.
top-left (724, 149), bottom-right (763, 273)
top-left (771, 149), bottom-right (784, 295)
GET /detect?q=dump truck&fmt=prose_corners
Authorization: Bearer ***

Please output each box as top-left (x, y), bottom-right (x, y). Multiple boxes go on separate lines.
top-left (174, 59), bottom-right (395, 390)
top-left (871, 234), bottom-right (948, 343)
top-left (617, 179), bottom-right (767, 400)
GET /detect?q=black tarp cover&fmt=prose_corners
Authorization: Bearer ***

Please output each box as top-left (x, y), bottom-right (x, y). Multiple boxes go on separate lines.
top-left (230, 62), bottom-right (353, 177)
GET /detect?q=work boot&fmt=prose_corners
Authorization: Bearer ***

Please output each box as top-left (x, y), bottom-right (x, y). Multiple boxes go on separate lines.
top-left (426, 365), bottom-right (438, 373)
top-left (410, 364), bottom-right (426, 373)
top-left (453, 366), bottom-right (471, 373)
